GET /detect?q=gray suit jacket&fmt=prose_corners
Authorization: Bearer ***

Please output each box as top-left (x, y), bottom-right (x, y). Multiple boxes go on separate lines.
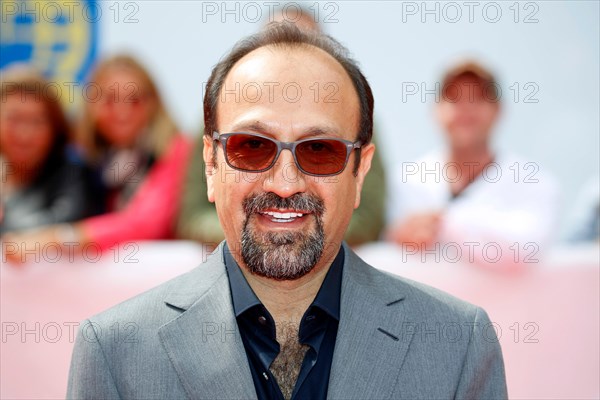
top-left (67, 243), bottom-right (507, 399)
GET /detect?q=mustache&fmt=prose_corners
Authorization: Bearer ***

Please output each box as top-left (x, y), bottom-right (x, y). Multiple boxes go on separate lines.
top-left (242, 192), bottom-right (325, 216)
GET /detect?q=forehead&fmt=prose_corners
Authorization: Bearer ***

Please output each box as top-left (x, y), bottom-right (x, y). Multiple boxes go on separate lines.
top-left (217, 45), bottom-right (360, 139)
top-left (97, 67), bottom-right (145, 89)
top-left (2, 93), bottom-right (46, 111)
top-left (228, 44), bottom-right (350, 86)
top-left (442, 73), bottom-right (499, 103)
top-left (443, 73), bottom-right (492, 92)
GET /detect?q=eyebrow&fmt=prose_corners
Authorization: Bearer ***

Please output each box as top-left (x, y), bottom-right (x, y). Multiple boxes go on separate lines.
top-left (229, 121), bottom-right (342, 139)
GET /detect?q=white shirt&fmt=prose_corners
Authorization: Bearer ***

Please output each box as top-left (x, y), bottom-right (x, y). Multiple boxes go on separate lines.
top-left (388, 149), bottom-right (560, 265)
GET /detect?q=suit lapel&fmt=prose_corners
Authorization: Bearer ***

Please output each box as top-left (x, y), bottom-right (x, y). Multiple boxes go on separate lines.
top-left (158, 244), bottom-right (257, 400)
top-left (328, 245), bottom-right (415, 400)
top-left (157, 242), bottom-right (415, 399)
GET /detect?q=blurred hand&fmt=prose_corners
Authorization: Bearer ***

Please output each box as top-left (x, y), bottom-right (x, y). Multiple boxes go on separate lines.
top-left (2, 224), bottom-right (86, 265)
top-left (387, 211), bottom-right (443, 248)
top-left (2, 227), bottom-right (62, 264)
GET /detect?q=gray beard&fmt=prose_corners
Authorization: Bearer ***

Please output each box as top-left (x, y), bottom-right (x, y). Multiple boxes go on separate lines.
top-left (240, 192), bottom-right (325, 281)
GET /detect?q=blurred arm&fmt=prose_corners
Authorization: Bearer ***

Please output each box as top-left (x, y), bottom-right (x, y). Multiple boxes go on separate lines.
top-left (80, 136), bottom-right (192, 250)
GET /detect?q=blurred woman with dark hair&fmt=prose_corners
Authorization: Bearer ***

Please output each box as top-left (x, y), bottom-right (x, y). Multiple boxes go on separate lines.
top-left (4, 56), bottom-right (191, 261)
top-left (0, 67), bottom-right (95, 234)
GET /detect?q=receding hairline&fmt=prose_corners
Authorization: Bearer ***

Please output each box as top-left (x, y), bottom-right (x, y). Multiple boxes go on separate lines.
top-left (216, 43), bottom-right (361, 134)
top-left (219, 42), bottom-right (361, 112)
top-left (230, 42), bottom-right (354, 79)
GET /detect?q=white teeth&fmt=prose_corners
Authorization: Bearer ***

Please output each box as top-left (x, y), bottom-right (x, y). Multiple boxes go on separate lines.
top-left (260, 211), bottom-right (305, 219)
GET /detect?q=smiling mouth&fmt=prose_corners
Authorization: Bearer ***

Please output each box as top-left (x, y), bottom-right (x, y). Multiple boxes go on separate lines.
top-left (258, 210), bottom-right (309, 223)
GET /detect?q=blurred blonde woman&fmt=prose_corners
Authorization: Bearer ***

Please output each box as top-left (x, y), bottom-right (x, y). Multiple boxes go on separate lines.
top-left (4, 55), bottom-right (192, 261)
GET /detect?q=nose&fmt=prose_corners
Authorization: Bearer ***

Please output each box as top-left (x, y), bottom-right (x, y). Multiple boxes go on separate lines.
top-left (13, 120), bottom-right (38, 141)
top-left (261, 148), bottom-right (307, 198)
top-left (111, 101), bottom-right (134, 119)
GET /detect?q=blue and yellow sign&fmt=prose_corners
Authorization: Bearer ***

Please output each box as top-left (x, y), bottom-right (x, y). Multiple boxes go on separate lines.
top-left (1, 0), bottom-right (98, 107)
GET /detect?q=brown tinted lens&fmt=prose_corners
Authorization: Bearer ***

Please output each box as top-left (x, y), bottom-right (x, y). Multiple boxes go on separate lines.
top-left (296, 139), bottom-right (348, 175)
top-left (226, 134), bottom-right (277, 171)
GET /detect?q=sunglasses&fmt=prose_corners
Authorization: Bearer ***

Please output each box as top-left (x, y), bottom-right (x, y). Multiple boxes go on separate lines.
top-left (212, 131), bottom-right (363, 176)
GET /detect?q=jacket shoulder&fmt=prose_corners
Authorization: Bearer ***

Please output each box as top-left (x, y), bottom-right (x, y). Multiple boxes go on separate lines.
top-left (85, 248), bottom-right (226, 330)
top-left (346, 247), bottom-right (482, 321)
top-left (384, 268), bottom-right (480, 318)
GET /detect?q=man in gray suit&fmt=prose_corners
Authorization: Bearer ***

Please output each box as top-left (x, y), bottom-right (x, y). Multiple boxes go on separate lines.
top-left (67, 23), bottom-right (507, 399)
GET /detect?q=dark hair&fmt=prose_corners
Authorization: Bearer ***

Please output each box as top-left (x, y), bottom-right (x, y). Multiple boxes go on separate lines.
top-left (0, 67), bottom-right (70, 180)
top-left (203, 22), bottom-right (374, 172)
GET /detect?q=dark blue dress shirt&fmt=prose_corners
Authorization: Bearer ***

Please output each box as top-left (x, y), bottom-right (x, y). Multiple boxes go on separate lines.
top-left (223, 242), bottom-right (344, 400)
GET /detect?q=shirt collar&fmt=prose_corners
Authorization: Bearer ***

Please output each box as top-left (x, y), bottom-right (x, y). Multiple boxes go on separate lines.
top-left (223, 242), bottom-right (262, 317)
top-left (223, 242), bottom-right (344, 321)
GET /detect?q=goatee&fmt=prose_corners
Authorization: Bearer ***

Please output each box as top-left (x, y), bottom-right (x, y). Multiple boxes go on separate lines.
top-left (241, 192), bottom-right (325, 280)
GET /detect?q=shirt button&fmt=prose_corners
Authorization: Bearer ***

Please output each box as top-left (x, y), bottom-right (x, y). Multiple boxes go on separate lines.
top-left (258, 316), bottom-right (267, 325)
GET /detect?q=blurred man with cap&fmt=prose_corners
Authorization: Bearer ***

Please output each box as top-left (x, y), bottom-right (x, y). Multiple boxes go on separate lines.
top-left (386, 60), bottom-right (559, 267)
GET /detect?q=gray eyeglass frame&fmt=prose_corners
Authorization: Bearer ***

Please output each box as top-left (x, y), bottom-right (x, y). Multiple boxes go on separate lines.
top-left (212, 131), bottom-right (363, 177)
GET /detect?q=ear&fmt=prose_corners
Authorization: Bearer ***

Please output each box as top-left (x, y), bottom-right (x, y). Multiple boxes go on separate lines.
top-left (354, 143), bottom-right (375, 209)
top-left (492, 100), bottom-right (502, 121)
top-left (434, 100), bottom-right (444, 122)
top-left (203, 135), bottom-right (216, 203)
